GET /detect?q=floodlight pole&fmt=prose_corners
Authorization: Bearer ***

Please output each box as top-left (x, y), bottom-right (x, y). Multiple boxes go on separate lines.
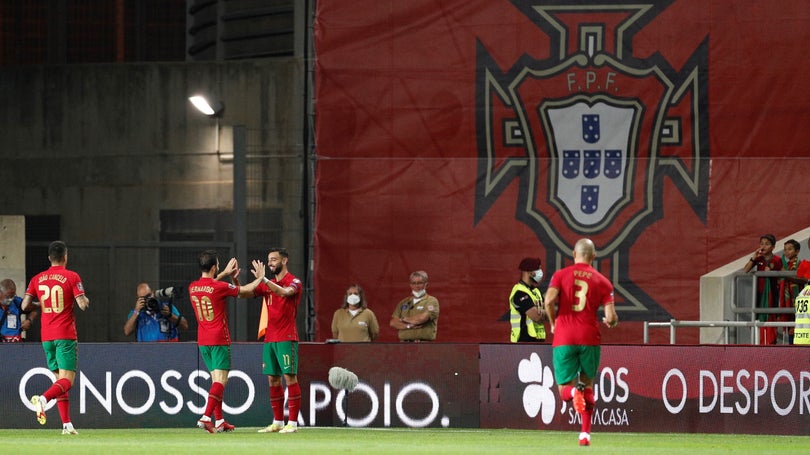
top-left (233, 124), bottom-right (248, 340)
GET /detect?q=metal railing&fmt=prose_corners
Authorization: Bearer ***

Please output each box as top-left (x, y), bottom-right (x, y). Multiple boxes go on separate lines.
top-left (645, 270), bottom-right (803, 344)
top-left (643, 319), bottom-right (796, 344)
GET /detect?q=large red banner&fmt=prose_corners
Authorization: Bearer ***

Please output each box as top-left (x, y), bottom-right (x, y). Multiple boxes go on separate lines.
top-left (313, 1), bottom-right (810, 343)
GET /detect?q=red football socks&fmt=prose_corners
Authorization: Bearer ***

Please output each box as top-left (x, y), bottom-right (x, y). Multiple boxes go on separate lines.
top-left (581, 387), bottom-right (595, 434)
top-left (204, 382), bottom-right (225, 419)
top-left (560, 385), bottom-right (575, 401)
top-left (270, 385), bottom-right (285, 421)
top-left (43, 378), bottom-right (72, 401)
top-left (57, 394), bottom-right (71, 424)
top-left (286, 382), bottom-right (301, 422)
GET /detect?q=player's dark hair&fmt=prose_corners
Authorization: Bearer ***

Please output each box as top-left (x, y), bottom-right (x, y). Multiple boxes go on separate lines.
top-left (48, 240), bottom-right (67, 261)
top-left (198, 249), bottom-right (219, 272)
top-left (268, 247), bottom-right (289, 259)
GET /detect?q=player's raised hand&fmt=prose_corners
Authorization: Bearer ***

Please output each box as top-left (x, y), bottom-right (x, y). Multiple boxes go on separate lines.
top-left (222, 258), bottom-right (238, 274)
top-left (251, 260), bottom-right (266, 279)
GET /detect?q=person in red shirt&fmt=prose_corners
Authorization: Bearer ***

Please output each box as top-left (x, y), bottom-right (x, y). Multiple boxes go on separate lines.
top-left (189, 249), bottom-right (265, 433)
top-left (544, 238), bottom-right (618, 447)
top-left (21, 241), bottom-right (90, 435)
top-left (778, 240), bottom-right (802, 344)
top-left (742, 234), bottom-right (782, 344)
top-left (254, 247), bottom-right (303, 434)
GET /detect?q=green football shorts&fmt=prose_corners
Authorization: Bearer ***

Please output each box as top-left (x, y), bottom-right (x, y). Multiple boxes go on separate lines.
top-left (552, 344), bottom-right (601, 385)
top-left (199, 345), bottom-right (232, 371)
top-left (42, 339), bottom-right (78, 372)
top-left (262, 341), bottom-right (298, 376)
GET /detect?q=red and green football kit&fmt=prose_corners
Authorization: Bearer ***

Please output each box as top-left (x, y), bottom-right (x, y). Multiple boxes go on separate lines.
top-left (255, 271), bottom-right (304, 426)
top-left (256, 272), bottom-right (302, 342)
top-left (188, 277), bottom-right (239, 346)
top-left (25, 265), bottom-right (85, 341)
top-left (549, 262), bottom-right (614, 347)
top-left (549, 262), bottom-right (615, 442)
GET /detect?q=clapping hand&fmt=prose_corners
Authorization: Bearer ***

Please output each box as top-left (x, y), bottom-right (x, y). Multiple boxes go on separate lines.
top-left (251, 260), bottom-right (266, 280)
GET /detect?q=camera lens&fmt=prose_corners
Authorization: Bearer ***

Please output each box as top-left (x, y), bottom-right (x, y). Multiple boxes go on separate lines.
top-left (143, 297), bottom-right (160, 312)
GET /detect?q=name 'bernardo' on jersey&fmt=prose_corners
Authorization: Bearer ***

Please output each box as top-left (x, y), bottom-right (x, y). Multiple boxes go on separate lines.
top-left (39, 273), bottom-right (67, 283)
top-left (190, 285), bottom-right (215, 294)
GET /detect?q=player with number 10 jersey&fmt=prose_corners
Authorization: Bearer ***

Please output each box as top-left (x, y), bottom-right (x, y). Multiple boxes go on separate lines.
top-left (189, 277), bottom-right (239, 346)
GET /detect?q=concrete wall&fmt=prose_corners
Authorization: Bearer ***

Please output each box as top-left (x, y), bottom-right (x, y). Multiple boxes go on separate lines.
top-left (0, 60), bottom-right (305, 341)
top-left (0, 216), bottom-right (25, 294)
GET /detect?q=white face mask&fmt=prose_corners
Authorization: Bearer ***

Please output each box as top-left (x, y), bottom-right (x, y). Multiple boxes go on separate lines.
top-left (346, 294), bottom-right (361, 306)
top-left (531, 269), bottom-right (544, 283)
top-left (412, 289), bottom-right (426, 299)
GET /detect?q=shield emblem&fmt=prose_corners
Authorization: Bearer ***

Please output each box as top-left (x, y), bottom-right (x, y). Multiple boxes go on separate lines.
top-left (474, 2), bottom-right (709, 321)
top-left (546, 101), bottom-right (636, 227)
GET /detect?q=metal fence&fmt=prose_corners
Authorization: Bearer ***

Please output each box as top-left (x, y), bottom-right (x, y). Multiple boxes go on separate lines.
top-left (644, 270), bottom-right (802, 345)
top-left (643, 319), bottom-right (795, 345)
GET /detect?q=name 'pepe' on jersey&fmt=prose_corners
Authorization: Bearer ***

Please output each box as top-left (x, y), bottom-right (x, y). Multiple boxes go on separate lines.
top-left (548, 263), bottom-right (614, 347)
top-left (189, 277), bottom-right (239, 345)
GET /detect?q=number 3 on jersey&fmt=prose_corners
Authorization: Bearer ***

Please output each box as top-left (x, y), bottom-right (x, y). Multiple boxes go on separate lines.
top-left (573, 279), bottom-right (588, 312)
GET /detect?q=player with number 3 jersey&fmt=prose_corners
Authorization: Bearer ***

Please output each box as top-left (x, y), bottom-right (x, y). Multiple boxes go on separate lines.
top-left (544, 238), bottom-right (618, 447)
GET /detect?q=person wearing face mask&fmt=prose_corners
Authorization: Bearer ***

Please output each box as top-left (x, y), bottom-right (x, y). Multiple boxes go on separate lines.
top-left (390, 271), bottom-right (440, 342)
top-left (1, 278), bottom-right (38, 342)
top-left (331, 284), bottom-right (380, 342)
top-left (509, 257), bottom-right (547, 342)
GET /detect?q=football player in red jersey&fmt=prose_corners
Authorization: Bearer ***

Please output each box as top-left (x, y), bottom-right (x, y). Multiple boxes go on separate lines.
top-left (22, 241), bottom-right (90, 435)
top-left (254, 247), bottom-right (303, 434)
top-left (189, 249), bottom-right (265, 433)
top-left (544, 238), bottom-right (618, 446)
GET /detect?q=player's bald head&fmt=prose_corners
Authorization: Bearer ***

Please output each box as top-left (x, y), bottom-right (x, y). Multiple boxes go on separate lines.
top-left (574, 238), bottom-right (596, 263)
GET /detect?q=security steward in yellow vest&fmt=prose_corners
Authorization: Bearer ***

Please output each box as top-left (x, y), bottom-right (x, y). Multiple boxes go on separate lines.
top-left (510, 257), bottom-right (547, 342)
top-left (793, 264), bottom-right (810, 345)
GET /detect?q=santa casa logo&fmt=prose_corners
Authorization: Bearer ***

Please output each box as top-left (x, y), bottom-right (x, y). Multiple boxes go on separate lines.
top-left (475, 1), bottom-right (709, 319)
top-left (517, 353), bottom-right (556, 424)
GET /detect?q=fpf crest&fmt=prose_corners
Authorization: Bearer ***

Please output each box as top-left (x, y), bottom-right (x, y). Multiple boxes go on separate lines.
top-left (475, 0), bottom-right (709, 319)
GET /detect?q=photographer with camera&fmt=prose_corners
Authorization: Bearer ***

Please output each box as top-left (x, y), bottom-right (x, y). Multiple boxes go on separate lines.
top-left (123, 282), bottom-right (187, 342)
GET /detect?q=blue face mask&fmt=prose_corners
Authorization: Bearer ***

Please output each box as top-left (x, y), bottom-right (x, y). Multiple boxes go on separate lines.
top-left (531, 269), bottom-right (544, 283)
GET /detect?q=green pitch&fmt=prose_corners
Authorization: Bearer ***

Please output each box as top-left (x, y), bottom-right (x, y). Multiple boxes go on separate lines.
top-left (1, 427), bottom-right (809, 454)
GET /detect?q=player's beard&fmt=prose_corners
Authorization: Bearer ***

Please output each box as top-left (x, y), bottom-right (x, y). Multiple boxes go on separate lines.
top-left (269, 265), bottom-right (284, 277)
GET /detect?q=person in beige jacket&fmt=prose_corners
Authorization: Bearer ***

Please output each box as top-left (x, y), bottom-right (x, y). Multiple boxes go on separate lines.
top-left (331, 284), bottom-right (380, 342)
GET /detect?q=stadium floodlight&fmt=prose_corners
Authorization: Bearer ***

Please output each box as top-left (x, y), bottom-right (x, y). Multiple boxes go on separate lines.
top-left (188, 95), bottom-right (225, 117)
top-left (187, 93), bottom-right (247, 342)
top-left (188, 94), bottom-right (226, 156)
